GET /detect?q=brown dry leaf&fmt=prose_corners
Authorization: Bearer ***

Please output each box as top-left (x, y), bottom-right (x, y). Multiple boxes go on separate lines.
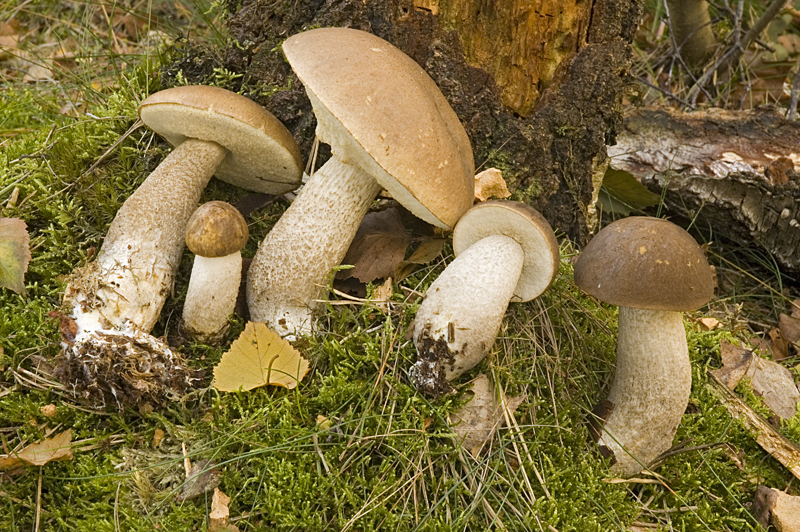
top-left (695, 317), bottom-right (721, 331)
top-left (754, 486), bottom-right (800, 532)
top-left (449, 374), bottom-right (526, 457)
top-left (710, 340), bottom-right (800, 419)
top-left (340, 208), bottom-right (411, 283)
top-left (791, 299), bottom-right (800, 320)
top-left (770, 328), bottom-right (790, 361)
top-left (179, 459), bottom-right (220, 501)
top-left (371, 277), bottom-right (393, 313)
top-left (213, 322), bottom-right (310, 392)
top-left (0, 429), bottom-right (73, 471)
top-left (395, 238), bottom-right (447, 281)
top-left (474, 168), bottom-right (511, 202)
top-left (209, 488), bottom-right (240, 531)
top-left (780, 313), bottom-right (800, 345)
top-left (0, 217), bottom-right (31, 295)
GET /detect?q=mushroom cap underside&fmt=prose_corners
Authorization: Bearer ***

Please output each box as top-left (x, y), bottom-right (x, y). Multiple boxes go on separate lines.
top-left (138, 85), bottom-right (303, 194)
top-left (453, 200), bottom-right (560, 302)
top-left (185, 201), bottom-right (249, 257)
top-left (282, 27), bottom-right (474, 230)
top-left (573, 216), bottom-right (714, 311)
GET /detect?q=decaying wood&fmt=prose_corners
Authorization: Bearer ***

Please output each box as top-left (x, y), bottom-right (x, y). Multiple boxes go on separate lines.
top-left (608, 106), bottom-right (800, 272)
top-left (706, 370), bottom-right (800, 481)
top-left (163, 0), bottom-right (645, 244)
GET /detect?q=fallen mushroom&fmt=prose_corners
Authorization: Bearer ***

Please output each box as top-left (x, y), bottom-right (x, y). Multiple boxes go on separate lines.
top-left (412, 201), bottom-right (559, 397)
top-left (63, 85), bottom-right (302, 343)
top-left (182, 201), bottom-right (249, 343)
top-left (573, 216), bottom-right (714, 476)
top-left (246, 27), bottom-right (474, 338)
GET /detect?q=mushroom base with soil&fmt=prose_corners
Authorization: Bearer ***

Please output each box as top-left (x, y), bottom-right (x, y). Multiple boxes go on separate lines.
top-left (412, 235), bottom-right (524, 397)
top-left (590, 306), bottom-right (691, 476)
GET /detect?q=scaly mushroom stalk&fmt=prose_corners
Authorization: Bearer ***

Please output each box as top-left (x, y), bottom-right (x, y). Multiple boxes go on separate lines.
top-left (593, 307), bottom-right (691, 475)
top-left (248, 157), bottom-right (382, 336)
top-left (67, 139), bottom-right (226, 334)
top-left (413, 235), bottom-right (524, 396)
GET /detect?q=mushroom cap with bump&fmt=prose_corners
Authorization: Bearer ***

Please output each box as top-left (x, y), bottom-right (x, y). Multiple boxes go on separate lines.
top-left (453, 200), bottom-right (560, 302)
top-left (282, 27), bottom-right (474, 230)
top-left (138, 85), bottom-right (303, 194)
top-left (573, 216), bottom-right (714, 311)
top-left (185, 201), bottom-right (249, 258)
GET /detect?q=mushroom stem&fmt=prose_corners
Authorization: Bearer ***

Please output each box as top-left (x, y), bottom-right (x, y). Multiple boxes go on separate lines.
top-left (247, 156), bottom-right (383, 337)
top-left (594, 306), bottom-right (691, 475)
top-left (412, 235), bottom-right (524, 396)
top-left (66, 138), bottom-right (227, 333)
top-left (183, 252), bottom-right (242, 342)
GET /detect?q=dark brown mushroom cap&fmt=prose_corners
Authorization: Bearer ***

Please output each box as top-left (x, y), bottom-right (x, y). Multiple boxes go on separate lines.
top-left (185, 201), bottom-right (249, 258)
top-left (573, 216), bottom-right (714, 311)
top-left (138, 85), bottom-right (303, 194)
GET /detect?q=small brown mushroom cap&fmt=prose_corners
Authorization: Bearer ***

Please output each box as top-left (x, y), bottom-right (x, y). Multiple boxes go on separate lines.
top-left (185, 201), bottom-right (249, 258)
top-left (453, 200), bottom-right (560, 302)
top-left (138, 85), bottom-right (303, 194)
top-left (282, 27), bottom-right (474, 230)
top-left (574, 216), bottom-right (714, 311)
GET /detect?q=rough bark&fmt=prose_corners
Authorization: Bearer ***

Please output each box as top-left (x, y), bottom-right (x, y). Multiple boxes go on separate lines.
top-left (162, 0), bottom-right (643, 244)
top-left (608, 106), bottom-right (800, 272)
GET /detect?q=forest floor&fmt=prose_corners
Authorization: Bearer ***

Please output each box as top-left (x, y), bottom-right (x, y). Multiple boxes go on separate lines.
top-left (1, 1), bottom-right (800, 531)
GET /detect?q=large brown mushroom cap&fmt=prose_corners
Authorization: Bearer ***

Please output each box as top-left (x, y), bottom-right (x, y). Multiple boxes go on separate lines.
top-left (185, 201), bottom-right (249, 258)
top-left (574, 216), bottom-right (714, 311)
top-left (138, 85), bottom-right (303, 194)
top-left (282, 27), bottom-right (474, 229)
top-left (453, 200), bottom-right (560, 302)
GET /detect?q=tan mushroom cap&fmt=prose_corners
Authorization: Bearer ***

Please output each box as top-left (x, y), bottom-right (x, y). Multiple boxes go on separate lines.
top-left (185, 201), bottom-right (249, 258)
top-left (138, 85), bottom-right (303, 194)
top-left (282, 27), bottom-right (474, 230)
top-left (574, 216), bottom-right (714, 311)
top-left (453, 200), bottom-right (560, 302)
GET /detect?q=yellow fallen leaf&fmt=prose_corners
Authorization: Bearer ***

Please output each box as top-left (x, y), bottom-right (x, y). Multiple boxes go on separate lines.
top-left (212, 322), bottom-right (310, 392)
top-left (0, 429), bottom-right (73, 470)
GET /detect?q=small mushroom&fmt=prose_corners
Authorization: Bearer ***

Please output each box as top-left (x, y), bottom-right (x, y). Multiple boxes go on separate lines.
top-left (412, 201), bottom-right (560, 397)
top-left (247, 28), bottom-right (474, 337)
top-left (182, 201), bottom-right (248, 343)
top-left (573, 216), bottom-right (714, 476)
top-left (64, 86), bottom-right (302, 340)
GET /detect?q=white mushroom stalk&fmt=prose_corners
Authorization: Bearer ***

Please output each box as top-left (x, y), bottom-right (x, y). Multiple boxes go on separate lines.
top-left (573, 216), bottom-right (714, 476)
top-left (182, 201), bottom-right (249, 344)
top-left (412, 201), bottom-right (559, 397)
top-left (247, 28), bottom-right (474, 338)
top-left (592, 307), bottom-right (690, 475)
top-left (60, 86), bottom-right (302, 364)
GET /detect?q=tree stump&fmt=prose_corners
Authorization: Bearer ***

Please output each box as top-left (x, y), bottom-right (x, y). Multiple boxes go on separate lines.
top-left (163, 0), bottom-right (643, 243)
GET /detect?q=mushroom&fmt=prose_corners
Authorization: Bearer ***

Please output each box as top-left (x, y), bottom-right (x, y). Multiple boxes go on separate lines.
top-left (64, 85), bottom-right (302, 341)
top-left (247, 28), bottom-right (474, 337)
top-left (573, 216), bottom-right (714, 476)
top-left (412, 201), bottom-right (560, 397)
top-left (182, 201), bottom-right (248, 343)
